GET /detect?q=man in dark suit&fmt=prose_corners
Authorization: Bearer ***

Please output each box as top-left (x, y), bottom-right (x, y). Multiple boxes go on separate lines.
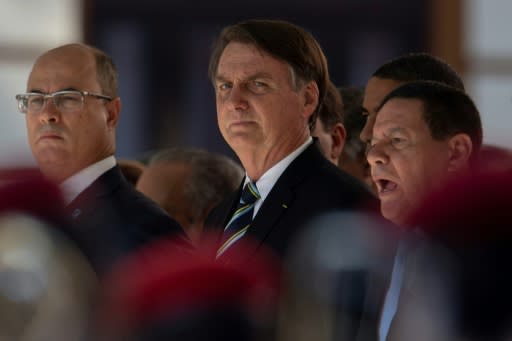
top-left (205, 19), bottom-right (376, 263)
top-left (16, 43), bottom-right (188, 275)
top-left (367, 80), bottom-right (483, 341)
top-left (358, 53), bottom-right (479, 341)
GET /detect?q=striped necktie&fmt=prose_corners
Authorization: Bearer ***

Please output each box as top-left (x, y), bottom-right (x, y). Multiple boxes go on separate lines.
top-left (217, 182), bottom-right (260, 258)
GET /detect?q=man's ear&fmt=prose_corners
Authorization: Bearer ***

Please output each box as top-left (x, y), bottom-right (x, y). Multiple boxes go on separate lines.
top-left (330, 123), bottom-right (346, 162)
top-left (105, 97), bottom-right (121, 129)
top-left (447, 133), bottom-right (473, 172)
top-left (302, 81), bottom-right (319, 120)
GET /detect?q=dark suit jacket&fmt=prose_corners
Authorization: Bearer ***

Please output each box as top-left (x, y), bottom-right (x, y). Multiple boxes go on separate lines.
top-left (205, 142), bottom-right (378, 263)
top-left (64, 165), bottom-right (188, 276)
top-left (205, 143), bottom-right (393, 341)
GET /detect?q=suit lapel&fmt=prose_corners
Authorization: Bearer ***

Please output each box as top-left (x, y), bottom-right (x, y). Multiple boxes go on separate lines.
top-left (222, 143), bottom-right (320, 261)
top-left (66, 166), bottom-right (123, 222)
top-left (203, 182), bottom-right (243, 245)
top-left (246, 179), bottom-right (294, 245)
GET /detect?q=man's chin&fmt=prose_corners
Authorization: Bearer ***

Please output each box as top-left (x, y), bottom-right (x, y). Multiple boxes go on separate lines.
top-left (34, 150), bottom-right (70, 170)
top-left (227, 135), bottom-right (261, 151)
top-left (381, 202), bottom-right (410, 228)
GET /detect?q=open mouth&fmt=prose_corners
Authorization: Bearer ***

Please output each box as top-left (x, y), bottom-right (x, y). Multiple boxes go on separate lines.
top-left (376, 179), bottom-right (398, 194)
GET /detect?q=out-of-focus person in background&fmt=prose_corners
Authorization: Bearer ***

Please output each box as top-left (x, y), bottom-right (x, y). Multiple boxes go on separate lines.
top-left (205, 19), bottom-right (376, 264)
top-left (311, 80), bottom-right (346, 165)
top-left (337, 86), bottom-right (375, 193)
top-left (95, 234), bottom-right (281, 341)
top-left (0, 168), bottom-right (98, 341)
top-left (136, 147), bottom-right (244, 244)
top-left (360, 52), bottom-right (466, 146)
top-left (310, 80), bottom-right (378, 193)
top-left (117, 158), bottom-right (145, 186)
top-left (16, 43), bottom-right (189, 276)
top-left (278, 211), bottom-right (398, 341)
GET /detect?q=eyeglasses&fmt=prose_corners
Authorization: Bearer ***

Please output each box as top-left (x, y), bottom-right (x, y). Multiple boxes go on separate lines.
top-left (15, 90), bottom-right (113, 114)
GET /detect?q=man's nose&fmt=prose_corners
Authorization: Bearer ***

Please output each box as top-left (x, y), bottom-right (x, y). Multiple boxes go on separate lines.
top-left (226, 85), bottom-right (249, 111)
top-left (366, 141), bottom-right (388, 166)
top-left (38, 98), bottom-right (60, 123)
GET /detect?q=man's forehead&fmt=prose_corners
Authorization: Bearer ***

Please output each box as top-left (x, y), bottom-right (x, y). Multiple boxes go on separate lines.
top-left (217, 42), bottom-right (287, 76)
top-left (28, 51), bottom-right (97, 88)
top-left (374, 98), bottom-right (425, 130)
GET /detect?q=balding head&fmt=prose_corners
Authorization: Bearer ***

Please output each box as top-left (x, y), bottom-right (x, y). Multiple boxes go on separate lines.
top-left (32, 43), bottom-right (118, 98)
top-left (24, 43), bottom-right (121, 183)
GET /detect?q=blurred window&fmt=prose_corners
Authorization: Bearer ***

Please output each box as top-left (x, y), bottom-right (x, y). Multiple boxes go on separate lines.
top-left (0, 0), bottom-right (82, 164)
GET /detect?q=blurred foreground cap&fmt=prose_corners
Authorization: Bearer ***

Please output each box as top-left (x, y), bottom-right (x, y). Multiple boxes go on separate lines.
top-left (98, 233), bottom-right (282, 340)
top-left (0, 167), bottom-right (65, 226)
top-left (281, 211), bottom-right (398, 341)
top-left (409, 170), bottom-right (512, 243)
top-left (0, 213), bottom-right (98, 341)
top-left (403, 170), bottom-right (512, 340)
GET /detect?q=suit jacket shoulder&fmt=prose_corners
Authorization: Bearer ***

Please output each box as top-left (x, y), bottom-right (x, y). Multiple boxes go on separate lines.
top-left (205, 143), bottom-right (377, 261)
top-left (66, 166), bottom-right (187, 274)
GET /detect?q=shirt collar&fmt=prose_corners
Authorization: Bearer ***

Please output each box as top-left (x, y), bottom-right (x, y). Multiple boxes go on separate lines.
top-left (60, 156), bottom-right (117, 205)
top-left (245, 137), bottom-right (312, 216)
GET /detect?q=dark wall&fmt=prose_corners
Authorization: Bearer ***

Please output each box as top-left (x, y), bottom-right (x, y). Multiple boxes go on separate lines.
top-left (88, 0), bottom-right (427, 159)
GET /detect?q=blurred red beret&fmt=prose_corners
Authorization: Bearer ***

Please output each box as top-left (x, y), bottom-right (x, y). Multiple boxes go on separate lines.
top-left (409, 170), bottom-right (512, 244)
top-left (98, 233), bottom-right (282, 335)
top-left (0, 167), bottom-right (65, 226)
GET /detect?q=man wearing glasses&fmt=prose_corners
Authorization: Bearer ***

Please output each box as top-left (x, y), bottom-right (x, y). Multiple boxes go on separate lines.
top-left (16, 43), bottom-right (188, 275)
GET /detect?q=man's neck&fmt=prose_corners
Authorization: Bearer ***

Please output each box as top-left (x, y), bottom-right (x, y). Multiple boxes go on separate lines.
top-left (40, 163), bottom-right (82, 184)
top-left (239, 136), bottom-right (310, 181)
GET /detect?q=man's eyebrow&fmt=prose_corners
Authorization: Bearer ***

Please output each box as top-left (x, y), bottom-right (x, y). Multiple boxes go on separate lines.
top-left (214, 75), bottom-right (229, 84)
top-left (215, 72), bottom-right (273, 84)
top-left (27, 87), bottom-right (79, 93)
top-left (388, 126), bottom-right (407, 134)
top-left (379, 126), bottom-right (408, 136)
top-left (246, 72), bottom-right (273, 81)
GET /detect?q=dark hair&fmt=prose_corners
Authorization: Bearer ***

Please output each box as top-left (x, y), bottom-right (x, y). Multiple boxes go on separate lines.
top-left (339, 86), bottom-right (364, 141)
top-left (372, 52), bottom-right (465, 91)
top-left (377, 80), bottom-right (483, 165)
top-left (338, 86), bottom-right (366, 161)
top-left (208, 19), bottom-right (329, 125)
top-left (312, 80), bottom-right (343, 131)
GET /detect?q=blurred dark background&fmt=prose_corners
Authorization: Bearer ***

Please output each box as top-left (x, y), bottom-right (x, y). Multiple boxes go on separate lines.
top-left (84, 0), bottom-right (454, 160)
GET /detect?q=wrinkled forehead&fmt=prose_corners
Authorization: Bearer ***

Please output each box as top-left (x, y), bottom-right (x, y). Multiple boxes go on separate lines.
top-left (219, 42), bottom-right (280, 70)
top-left (217, 42), bottom-right (298, 89)
top-left (374, 98), bottom-right (426, 133)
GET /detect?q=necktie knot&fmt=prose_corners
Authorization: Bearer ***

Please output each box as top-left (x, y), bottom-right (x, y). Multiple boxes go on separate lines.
top-left (241, 181), bottom-right (260, 205)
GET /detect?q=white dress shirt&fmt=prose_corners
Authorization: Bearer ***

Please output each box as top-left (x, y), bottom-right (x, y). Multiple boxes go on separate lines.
top-left (243, 137), bottom-right (313, 217)
top-left (60, 156), bottom-right (117, 205)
